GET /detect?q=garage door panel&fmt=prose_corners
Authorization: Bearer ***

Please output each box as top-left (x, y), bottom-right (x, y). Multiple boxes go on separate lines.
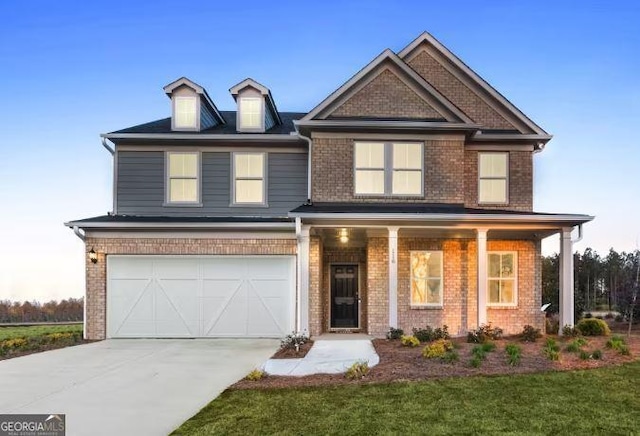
top-left (108, 256), bottom-right (293, 338)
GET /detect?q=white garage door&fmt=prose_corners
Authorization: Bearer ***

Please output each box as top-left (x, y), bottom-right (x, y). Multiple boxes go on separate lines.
top-left (107, 256), bottom-right (295, 338)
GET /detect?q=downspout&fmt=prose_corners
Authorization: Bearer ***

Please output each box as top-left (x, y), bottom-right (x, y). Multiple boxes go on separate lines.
top-left (572, 224), bottom-right (584, 243)
top-left (295, 217), bottom-right (302, 333)
top-left (72, 226), bottom-right (86, 242)
top-left (292, 126), bottom-right (312, 203)
top-left (72, 226), bottom-right (88, 339)
top-left (101, 137), bottom-right (115, 155)
top-left (101, 137), bottom-right (117, 214)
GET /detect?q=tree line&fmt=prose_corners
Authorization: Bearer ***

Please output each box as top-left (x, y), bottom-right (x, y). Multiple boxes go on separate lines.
top-left (0, 298), bottom-right (83, 323)
top-left (543, 248), bottom-right (640, 321)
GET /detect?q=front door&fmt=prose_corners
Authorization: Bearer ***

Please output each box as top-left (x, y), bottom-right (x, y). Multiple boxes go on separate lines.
top-left (330, 265), bottom-right (359, 328)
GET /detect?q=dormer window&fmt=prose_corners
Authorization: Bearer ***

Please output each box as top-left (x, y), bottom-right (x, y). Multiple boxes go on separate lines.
top-left (239, 97), bottom-right (262, 129)
top-left (174, 96), bottom-right (197, 129)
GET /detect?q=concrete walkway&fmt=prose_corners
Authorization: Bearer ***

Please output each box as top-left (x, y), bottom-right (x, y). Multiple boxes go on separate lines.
top-left (263, 334), bottom-right (379, 376)
top-left (0, 339), bottom-right (278, 436)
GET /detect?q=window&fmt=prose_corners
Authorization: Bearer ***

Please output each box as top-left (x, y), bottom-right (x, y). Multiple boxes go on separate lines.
top-left (239, 97), bottom-right (262, 129)
top-left (354, 142), bottom-right (423, 196)
top-left (478, 152), bottom-right (508, 203)
top-left (410, 251), bottom-right (443, 306)
top-left (174, 97), bottom-right (197, 128)
top-left (167, 152), bottom-right (199, 203)
top-left (487, 252), bottom-right (517, 305)
top-left (233, 153), bottom-right (265, 204)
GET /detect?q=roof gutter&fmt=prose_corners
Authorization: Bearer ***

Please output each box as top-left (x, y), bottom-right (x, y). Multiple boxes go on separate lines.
top-left (101, 137), bottom-right (115, 155)
top-left (72, 226), bottom-right (86, 241)
top-left (64, 221), bottom-right (296, 230)
top-left (101, 133), bottom-right (303, 142)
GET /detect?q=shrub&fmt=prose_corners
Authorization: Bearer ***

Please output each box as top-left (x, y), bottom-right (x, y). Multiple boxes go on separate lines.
top-left (520, 325), bottom-right (542, 342)
top-left (345, 361), bottom-right (369, 380)
top-left (561, 325), bottom-right (580, 337)
top-left (467, 324), bottom-right (503, 343)
top-left (469, 356), bottom-right (482, 368)
top-left (400, 335), bottom-right (420, 348)
top-left (615, 314), bottom-right (624, 322)
top-left (422, 339), bottom-right (453, 359)
top-left (543, 338), bottom-right (561, 361)
top-left (579, 350), bottom-right (591, 360)
top-left (245, 369), bottom-right (265, 381)
top-left (606, 336), bottom-right (631, 355)
top-left (576, 318), bottom-right (611, 336)
top-left (386, 327), bottom-right (404, 340)
top-left (592, 349), bottom-right (603, 360)
top-left (565, 338), bottom-right (588, 353)
top-left (412, 325), bottom-right (449, 343)
top-left (584, 312), bottom-right (593, 319)
top-left (280, 332), bottom-right (309, 351)
top-left (441, 350), bottom-right (459, 364)
top-left (619, 345), bottom-right (631, 356)
top-left (505, 343), bottom-right (522, 366)
top-left (546, 318), bottom-right (559, 335)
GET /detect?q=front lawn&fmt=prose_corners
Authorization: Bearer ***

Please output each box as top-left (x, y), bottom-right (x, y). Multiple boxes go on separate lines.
top-left (173, 361), bottom-right (640, 435)
top-left (0, 323), bottom-right (86, 360)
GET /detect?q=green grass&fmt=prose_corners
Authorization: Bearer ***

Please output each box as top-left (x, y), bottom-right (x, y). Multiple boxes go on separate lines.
top-left (172, 361), bottom-right (640, 435)
top-left (0, 324), bottom-right (82, 341)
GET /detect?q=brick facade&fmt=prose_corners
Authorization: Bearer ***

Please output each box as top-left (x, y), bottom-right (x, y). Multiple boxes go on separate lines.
top-left (83, 236), bottom-right (296, 340)
top-left (407, 48), bottom-right (516, 130)
top-left (311, 136), bottom-right (465, 203)
top-left (330, 69), bottom-right (443, 120)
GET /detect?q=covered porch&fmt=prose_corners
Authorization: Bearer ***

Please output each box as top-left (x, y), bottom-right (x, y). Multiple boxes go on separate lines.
top-left (291, 203), bottom-right (593, 337)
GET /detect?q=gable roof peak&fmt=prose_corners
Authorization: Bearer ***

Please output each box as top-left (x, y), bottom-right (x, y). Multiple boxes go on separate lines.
top-left (162, 76), bottom-right (225, 126)
top-left (229, 77), bottom-right (282, 125)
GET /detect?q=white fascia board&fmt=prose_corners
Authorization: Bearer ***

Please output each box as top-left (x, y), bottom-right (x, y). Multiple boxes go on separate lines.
top-left (101, 133), bottom-right (300, 141)
top-left (64, 221), bottom-right (296, 230)
top-left (288, 212), bottom-right (594, 224)
top-left (293, 120), bottom-right (480, 130)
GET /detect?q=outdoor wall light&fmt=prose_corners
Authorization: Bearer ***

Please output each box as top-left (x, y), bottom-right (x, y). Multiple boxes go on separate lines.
top-left (89, 248), bottom-right (98, 264)
top-left (339, 228), bottom-right (349, 244)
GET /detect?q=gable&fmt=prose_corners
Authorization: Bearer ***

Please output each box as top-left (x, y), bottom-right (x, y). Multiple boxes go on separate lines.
top-left (302, 49), bottom-right (473, 124)
top-left (330, 68), bottom-right (445, 120)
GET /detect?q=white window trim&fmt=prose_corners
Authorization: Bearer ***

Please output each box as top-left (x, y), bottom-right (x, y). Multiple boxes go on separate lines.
top-left (478, 152), bottom-right (509, 205)
top-left (353, 141), bottom-right (424, 197)
top-left (487, 251), bottom-right (518, 307)
top-left (231, 152), bottom-right (268, 206)
top-left (238, 97), bottom-right (264, 132)
top-left (173, 96), bottom-right (199, 130)
top-left (409, 250), bottom-right (444, 308)
top-left (164, 151), bottom-right (202, 206)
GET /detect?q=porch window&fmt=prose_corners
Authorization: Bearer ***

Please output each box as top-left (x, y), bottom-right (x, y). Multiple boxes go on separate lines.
top-left (233, 152), bottom-right (266, 204)
top-left (487, 251), bottom-right (517, 305)
top-left (167, 152), bottom-right (200, 203)
top-left (478, 152), bottom-right (508, 203)
top-left (354, 142), bottom-right (423, 196)
top-left (410, 251), bottom-right (443, 306)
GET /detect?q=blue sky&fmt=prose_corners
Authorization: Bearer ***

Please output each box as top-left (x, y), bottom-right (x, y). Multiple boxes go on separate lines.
top-left (0, 0), bottom-right (638, 301)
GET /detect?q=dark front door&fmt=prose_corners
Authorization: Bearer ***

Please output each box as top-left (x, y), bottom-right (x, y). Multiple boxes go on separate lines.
top-left (330, 265), bottom-right (359, 328)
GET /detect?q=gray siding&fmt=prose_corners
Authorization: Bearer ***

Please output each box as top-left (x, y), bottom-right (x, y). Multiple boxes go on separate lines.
top-left (116, 150), bottom-right (307, 217)
top-left (200, 100), bottom-right (218, 130)
top-left (265, 104), bottom-right (276, 131)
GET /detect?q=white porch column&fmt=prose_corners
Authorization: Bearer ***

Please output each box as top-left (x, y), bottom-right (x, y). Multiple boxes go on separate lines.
top-left (559, 227), bottom-right (575, 330)
top-left (476, 228), bottom-right (488, 327)
top-left (388, 226), bottom-right (399, 328)
top-left (297, 224), bottom-right (311, 334)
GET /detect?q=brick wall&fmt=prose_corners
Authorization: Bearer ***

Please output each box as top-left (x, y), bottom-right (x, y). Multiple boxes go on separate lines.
top-left (308, 236), bottom-right (323, 337)
top-left (464, 150), bottom-right (533, 211)
top-left (322, 246), bottom-right (368, 333)
top-left (83, 237), bottom-right (296, 340)
top-left (330, 69), bottom-right (443, 120)
top-left (311, 136), bottom-right (465, 203)
top-left (407, 49), bottom-right (516, 130)
top-left (366, 238), bottom-right (389, 336)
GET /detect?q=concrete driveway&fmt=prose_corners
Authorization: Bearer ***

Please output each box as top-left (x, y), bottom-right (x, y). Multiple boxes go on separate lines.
top-left (0, 339), bottom-right (279, 436)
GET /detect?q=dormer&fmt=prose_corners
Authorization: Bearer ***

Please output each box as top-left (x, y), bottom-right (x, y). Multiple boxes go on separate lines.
top-left (229, 78), bottom-right (282, 133)
top-left (163, 77), bottom-right (225, 132)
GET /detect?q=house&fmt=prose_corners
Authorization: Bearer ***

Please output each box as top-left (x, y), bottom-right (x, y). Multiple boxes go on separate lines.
top-left (66, 32), bottom-right (593, 341)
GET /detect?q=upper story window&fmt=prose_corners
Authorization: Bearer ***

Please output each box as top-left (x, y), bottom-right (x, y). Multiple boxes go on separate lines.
top-left (167, 152), bottom-right (200, 204)
top-left (488, 251), bottom-right (517, 306)
top-left (233, 152), bottom-right (266, 205)
top-left (239, 97), bottom-right (262, 129)
top-left (478, 152), bottom-right (508, 204)
top-left (410, 251), bottom-right (443, 307)
top-left (174, 96), bottom-right (197, 129)
top-left (354, 142), bottom-right (423, 196)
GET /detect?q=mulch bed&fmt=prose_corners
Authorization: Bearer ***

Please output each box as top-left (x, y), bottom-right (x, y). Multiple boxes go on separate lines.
top-left (0, 340), bottom-right (96, 361)
top-left (270, 341), bottom-right (314, 359)
top-left (231, 334), bottom-right (640, 391)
